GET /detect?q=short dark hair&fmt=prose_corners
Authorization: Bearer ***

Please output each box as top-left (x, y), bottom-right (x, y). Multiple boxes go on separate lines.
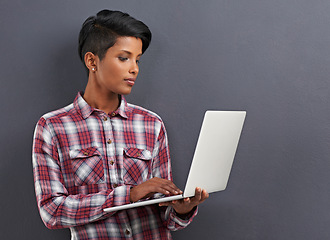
top-left (78, 9), bottom-right (152, 65)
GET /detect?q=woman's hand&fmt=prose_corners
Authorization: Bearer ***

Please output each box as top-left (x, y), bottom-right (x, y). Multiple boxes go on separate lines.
top-left (159, 187), bottom-right (209, 215)
top-left (130, 177), bottom-right (182, 203)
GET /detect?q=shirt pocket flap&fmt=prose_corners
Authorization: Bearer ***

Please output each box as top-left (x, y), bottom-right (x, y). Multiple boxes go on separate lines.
top-left (124, 148), bottom-right (152, 160)
top-left (69, 147), bottom-right (100, 159)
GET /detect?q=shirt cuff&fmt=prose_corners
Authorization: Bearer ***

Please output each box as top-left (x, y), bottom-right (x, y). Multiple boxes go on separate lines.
top-left (174, 206), bottom-right (198, 220)
top-left (166, 205), bottom-right (198, 223)
top-left (102, 185), bottom-right (131, 210)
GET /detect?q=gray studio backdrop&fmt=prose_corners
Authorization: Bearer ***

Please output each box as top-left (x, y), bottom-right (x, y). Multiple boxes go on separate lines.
top-left (1, 0), bottom-right (330, 239)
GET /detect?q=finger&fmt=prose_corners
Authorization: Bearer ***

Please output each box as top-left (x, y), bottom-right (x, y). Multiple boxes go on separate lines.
top-left (159, 200), bottom-right (175, 207)
top-left (147, 178), bottom-right (182, 196)
top-left (201, 189), bottom-right (209, 200)
top-left (192, 187), bottom-right (202, 201)
top-left (183, 197), bottom-right (190, 202)
top-left (157, 185), bottom-right (181, 196)
top-left (159, 202), bottom-right (171, 207)
top-left (187, 188), bottom-right (204, 205)
top-left (176, 198), bottom-right (190, 206)
top-left (165, 185), bottom-right (182, 195)
top-left (153, 178), bottom-right (182, 195)
top-left (163, 181), bottom-right (182, 195)
top-left (194, 189), bottom-right (208, 204)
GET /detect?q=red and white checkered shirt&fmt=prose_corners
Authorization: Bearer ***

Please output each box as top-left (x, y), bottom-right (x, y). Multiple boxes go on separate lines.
top-left (32, 92), bottom-right (197, 239)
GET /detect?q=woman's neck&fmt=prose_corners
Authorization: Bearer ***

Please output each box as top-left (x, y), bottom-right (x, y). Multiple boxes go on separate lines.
top-left (83, 81), bottom-right (120, 114)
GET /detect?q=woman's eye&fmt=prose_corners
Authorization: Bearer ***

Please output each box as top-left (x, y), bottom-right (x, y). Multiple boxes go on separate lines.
top-left (136, 59), bottom-right (140, 64)
top-left (118, 57), bottom-right (128, 61)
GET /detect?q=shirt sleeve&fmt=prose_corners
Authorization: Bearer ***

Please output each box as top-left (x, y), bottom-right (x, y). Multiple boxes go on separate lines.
top-left (152, 121), bottom-right (198, 231)
top-left (32, 117), bottom-right (131, 229)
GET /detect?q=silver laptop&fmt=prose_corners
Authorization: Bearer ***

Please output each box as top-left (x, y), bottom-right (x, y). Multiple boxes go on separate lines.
top-left (103, 110), bottom-right (246, 213)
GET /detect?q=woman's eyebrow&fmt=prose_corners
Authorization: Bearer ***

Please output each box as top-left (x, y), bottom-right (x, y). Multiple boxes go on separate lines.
top-left (120, 50), bottom-right (142, 56)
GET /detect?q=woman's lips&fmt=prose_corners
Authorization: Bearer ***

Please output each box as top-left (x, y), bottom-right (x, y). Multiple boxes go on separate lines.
top-left (125, 78), bottom-right (136, 86)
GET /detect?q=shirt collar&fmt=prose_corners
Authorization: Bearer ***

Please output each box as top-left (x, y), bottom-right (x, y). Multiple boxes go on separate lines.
top-left (116, 96), bottom-right (128, 119)
top-left (74, 92), bottom-right (128, 119)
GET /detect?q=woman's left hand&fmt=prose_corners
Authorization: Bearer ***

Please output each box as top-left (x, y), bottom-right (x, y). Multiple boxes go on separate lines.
top-left (159, 187), bottom-right (209, 215)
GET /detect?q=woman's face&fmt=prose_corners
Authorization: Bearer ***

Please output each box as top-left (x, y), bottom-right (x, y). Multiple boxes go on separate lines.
top-left (94, 36), bottom-right (142, 96)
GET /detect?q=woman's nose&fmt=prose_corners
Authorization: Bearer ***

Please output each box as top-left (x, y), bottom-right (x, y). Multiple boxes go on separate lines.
top-left (129, 62), bottom-right (139, 75)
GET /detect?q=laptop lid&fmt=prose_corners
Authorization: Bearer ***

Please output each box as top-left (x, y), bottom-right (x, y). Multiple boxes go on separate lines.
top-left (182, 110), bottom-right (246, 197)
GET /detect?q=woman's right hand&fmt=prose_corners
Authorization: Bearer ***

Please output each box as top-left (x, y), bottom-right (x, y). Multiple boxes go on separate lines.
top-left (129, 177), bottom-right (182, 203)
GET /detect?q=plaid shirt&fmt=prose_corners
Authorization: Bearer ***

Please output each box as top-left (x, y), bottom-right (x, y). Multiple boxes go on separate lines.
top-left (32, 92), bottom-right (197, 240)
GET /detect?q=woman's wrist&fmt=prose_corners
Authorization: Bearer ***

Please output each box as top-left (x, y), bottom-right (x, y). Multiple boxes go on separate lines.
top-left (174, 206), bottom-right (197, 220)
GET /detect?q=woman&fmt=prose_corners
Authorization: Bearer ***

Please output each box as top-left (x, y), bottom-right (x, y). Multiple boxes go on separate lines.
top-left (32, 9), bottom-right (208, 239)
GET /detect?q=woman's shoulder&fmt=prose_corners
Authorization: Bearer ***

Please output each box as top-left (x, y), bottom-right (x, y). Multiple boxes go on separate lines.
top-left (38, 103), bottom-right (75, 123)
top-left (126, 102), bottom-right (163, 123)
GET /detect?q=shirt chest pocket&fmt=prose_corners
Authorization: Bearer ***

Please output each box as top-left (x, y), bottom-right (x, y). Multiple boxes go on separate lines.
top-left (69, 147), bottom-right (105, 186)
top-left (123, 148), bottom-right (152, 185)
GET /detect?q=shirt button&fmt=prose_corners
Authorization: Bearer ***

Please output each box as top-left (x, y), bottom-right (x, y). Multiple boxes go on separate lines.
top-left (110, 160), bottom-right (114, 165)
top-left (113, 184), bottom-right (118, 188)
top-left (111, 112), bottom-right (116, 117)
top-left (83, 152), bottom-right (88, 156)
top-left (107, 139), bottom-right (112, 144)
top-left (103, 117), bottom-right (108, 121)
top-left (136, 152), bottom-right (141, 157)
top-left (125, 229), bottom-right (131, 235)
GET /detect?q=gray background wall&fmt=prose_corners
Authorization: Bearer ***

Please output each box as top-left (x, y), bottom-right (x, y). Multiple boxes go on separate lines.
top-left (1, 0), bottom-right (330, 239)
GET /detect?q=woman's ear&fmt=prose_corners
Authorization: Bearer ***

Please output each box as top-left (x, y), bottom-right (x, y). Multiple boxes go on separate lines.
top-left (84, 52), bottom-right (97, 73)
